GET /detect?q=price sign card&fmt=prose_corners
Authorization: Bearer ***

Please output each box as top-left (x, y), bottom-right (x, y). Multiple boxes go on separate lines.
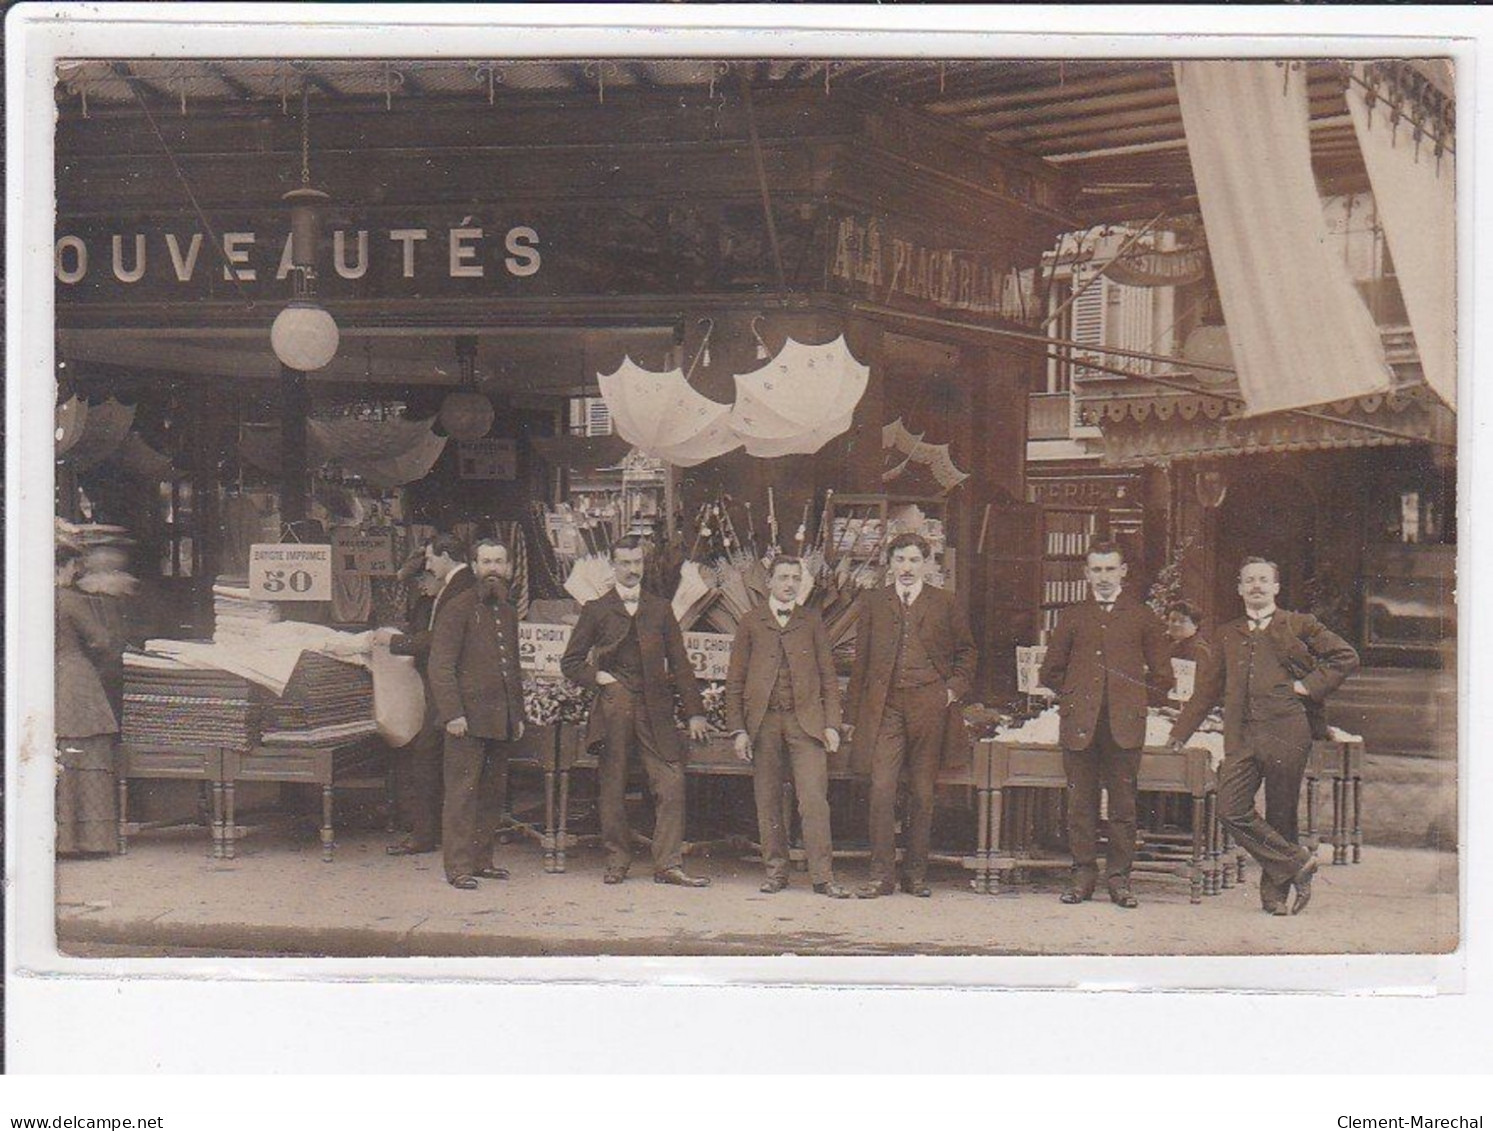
top-left (248, 543), bottom-right (333, 601)
top-left (332, 527), bottom-right (396, 576)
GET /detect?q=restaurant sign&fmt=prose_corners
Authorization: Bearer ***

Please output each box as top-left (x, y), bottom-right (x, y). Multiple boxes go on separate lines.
top-left (826, 212), bottom-right (1037, 322)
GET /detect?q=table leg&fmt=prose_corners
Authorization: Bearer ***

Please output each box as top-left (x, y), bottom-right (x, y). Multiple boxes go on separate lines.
top-left (117, 776), bottom-right (129, 856)
top-left (988, 788), bottom-right (1004, 896)
top-left (222, 781), bottom-right (236, 860)
top-left (973, 783), bottom-right (991, 894)
top-left (1305, 772), bottom-right (1319, 852)
top-left (321, 784), bottom-right (335, 863)
top-left (1352, 776), bottom-right (1363, 864)
top-left (1205, 792), bottom-right (1220, 896)
top-left (543, 768), bottom-right (557, 873)
top-left (556, 768), bottom-right (570, 873)
top-left (1189, 792), bottom-right (1204, 905)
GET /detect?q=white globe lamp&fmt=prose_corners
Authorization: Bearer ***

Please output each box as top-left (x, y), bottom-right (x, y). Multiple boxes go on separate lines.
top-left (271, 301), bottom-right (340, 371)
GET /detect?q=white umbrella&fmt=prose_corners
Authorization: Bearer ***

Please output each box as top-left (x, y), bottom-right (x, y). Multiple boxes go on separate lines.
top-left (728, 335), bottom-right (869, 458)
top-left (597, 356), bottom-right (739, 467)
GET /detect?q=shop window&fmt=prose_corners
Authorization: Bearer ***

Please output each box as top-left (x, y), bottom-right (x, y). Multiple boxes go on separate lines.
top-left (158, 477), bottom-right (199, 578)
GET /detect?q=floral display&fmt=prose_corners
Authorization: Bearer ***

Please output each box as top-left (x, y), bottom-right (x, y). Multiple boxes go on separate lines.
top-left (523, 676), bottom-right (593, 727)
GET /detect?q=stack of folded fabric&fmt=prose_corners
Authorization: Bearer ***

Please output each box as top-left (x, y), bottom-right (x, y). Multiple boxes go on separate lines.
top-left (121, 653), bottom-right (263, 750)
top-left (212, 575), bottom-right (282, 645)
top-left (260, 650), bottom-right (377, 747)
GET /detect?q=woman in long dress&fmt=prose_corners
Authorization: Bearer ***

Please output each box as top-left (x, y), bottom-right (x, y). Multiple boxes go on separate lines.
top-left (55, 540), bottom-right (120, 856)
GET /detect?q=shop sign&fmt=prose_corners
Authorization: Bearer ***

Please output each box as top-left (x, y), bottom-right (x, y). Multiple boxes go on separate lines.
top-left (331, 528), bottom-right (396, 576)
top-left (248, 543), bottom-right (333, 601)
top-left (1027, 478), bottom-right (1135, 508)
top-left (519, 622), bottom-right (734, 682)
top-left (826, 212), bottom-right (1035, 321)
top-left (1015, 645), bottom-right (1048, 694)
top-left (457, 438), bottom-right (518, 481)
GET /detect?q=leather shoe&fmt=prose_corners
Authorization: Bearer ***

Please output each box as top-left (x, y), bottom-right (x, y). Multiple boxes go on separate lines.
top-left (855, 881), bottom-right (897, 899)
top-left (449, 875), bottom-right (478, 891)
top-left (386, 841), bottom-right (435, 856)
top-left (1108, 883), bottom-right (1139, 909)
top-left (899, 878), bottom-right (932, 898)
top-left (759, 876), bottom-right (789, 894)
top-left (1060, 877), bottom-right (1098, 905)
top-left (477, 866), bottom-right (510, 881)
top-left (813, 882), bottom-right (852, 899)
top-left (1290, 855), bottom-right (1319, 915)
top-left (654, 866), bottom-right (711, 888)
top-left (1263, 901), bottom-right (1288, 916)
top-left (602, 867), bottom-right (629, 885)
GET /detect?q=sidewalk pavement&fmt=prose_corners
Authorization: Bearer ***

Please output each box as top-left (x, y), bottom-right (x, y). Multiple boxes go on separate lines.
top-left (56, 820), bottom-right (1459, 958)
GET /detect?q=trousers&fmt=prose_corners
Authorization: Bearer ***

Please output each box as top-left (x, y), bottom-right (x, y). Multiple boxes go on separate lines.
top-left (1217, 713), bottom-right (1313, 893)
top-left (1062, 707), bottom-right (1141, 881)
top-left (442, 732), bottom-right (511, 883)
top-left (396, 712), bottom-right (443, 849)
top-left (597, 683), bottom-right (685, 872)
top-left (868, 682), bottom-right (948, 885)
top-left (752, 709), bottom-right (834, 886)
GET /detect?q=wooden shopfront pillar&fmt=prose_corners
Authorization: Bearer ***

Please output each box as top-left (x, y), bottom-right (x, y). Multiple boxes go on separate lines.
top-left (280, 363), bottom-right (309, 526)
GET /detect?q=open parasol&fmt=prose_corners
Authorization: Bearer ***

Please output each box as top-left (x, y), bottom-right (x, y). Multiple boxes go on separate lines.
top-left (597, 357), bottom-right (739, 467)
top-left (727, 335), bottom-right (869, 458)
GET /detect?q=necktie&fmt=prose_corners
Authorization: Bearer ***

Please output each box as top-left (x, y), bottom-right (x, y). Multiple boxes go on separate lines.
top-left (1250, 616), bottom-right (1268, 632)
top-left (1100, 603), bottom-right (1114, 614)
top-left (901, 589), bottom-right (912, 608)
top-left (776, 608), bottom-right (791, 625)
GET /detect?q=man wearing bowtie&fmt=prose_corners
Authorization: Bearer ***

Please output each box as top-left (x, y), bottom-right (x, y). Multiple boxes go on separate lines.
top-left (846, 533), bottom-right (978, 899)
top-left (1170, 557), bottom-right (1359, 915)
top-left (1038, 541), bottom-right (1171, 909)
top-left (428, 538), bottom-right (525, 891)
top-left (561, 535), bottom-right (711, 888)
top-left (725, 556), bottom-right (852, 899)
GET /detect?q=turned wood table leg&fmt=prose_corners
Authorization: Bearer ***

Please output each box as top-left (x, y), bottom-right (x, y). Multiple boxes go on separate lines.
top-left (973, 783), bottom-right (991, 894)
top-left (1189, 792), bottom-right (1204, 905)
top-left (1352, 776), bottom-right (1363, 864)
top-left (117, 775), bottom-right (129, 856)
top-left (988, 787), bottom-right (1004, 896)
top-left (223, 781), bottom-right (236, 860)
top-left (1331, 777), bottom-right (1346, 865)
top-left (556, 768), bottom-right (571, 873)
top-left (543, 768), bottom-right (557, 873)
top-left (321, 784), bottom-right (335, 863)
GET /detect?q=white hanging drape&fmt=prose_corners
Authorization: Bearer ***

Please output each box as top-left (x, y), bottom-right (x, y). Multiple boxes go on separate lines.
top-left (1346, 65), bottom-right (1457, 410)
top-left (1175, 60), bottom-right (1394, 416)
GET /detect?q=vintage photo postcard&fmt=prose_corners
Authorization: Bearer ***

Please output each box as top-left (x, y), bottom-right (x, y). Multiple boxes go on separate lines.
top-left (8, 10), bottom-right (1469, 1001)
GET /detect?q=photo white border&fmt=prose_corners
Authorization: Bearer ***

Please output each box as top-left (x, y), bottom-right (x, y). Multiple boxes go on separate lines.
top-left (6, 3), bottom-right (1489, 1072)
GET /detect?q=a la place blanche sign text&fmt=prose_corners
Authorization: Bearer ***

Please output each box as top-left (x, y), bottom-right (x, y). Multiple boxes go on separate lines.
top-left (53, 224), bottom-right (542, 286)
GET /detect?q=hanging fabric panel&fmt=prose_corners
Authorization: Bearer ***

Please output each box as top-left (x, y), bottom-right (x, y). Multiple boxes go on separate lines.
top-left (1346, 65), bottom-right (1457, 410)
top-left (1175, 61), bottom-right (1395, 416)
top-left (238, 417), bottom-right (447, 488)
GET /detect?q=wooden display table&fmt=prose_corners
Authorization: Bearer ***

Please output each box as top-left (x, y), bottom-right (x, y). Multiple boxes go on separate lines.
top-left (1304, 739), bottom-right (1366, 865)
top-left (116, 743), bottom-right (229, 858)
top-left (221, 740), bottom-right (390, 862)
top-left (543, 726), bottom-right (985, 882)
top-left (973, 740), bottom-right (1223, 903)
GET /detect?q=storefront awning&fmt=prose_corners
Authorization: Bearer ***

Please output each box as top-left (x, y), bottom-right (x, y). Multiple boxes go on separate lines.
top-left (1083, 385), bottom-right (1454, 466)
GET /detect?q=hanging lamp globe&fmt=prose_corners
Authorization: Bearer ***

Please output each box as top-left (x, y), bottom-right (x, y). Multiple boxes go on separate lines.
top-left (439, 389), bottom-right (495, 442)
top-left (271, 300), bottom-right (340, 371)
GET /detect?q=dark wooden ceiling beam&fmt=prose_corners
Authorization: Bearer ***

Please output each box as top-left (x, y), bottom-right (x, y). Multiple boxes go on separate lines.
top-left (204, 62), bottom-right (254, 100)
top-left (109, 62), bottom-right (172, 105)
top-left (290, 62), bottom-right (344, 99)
top-left (927, 67), bottom-right (1165, 115)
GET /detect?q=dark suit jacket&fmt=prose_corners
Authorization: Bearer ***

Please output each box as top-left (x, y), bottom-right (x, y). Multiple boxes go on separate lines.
top-left (1038, 593), bottom-right (1171, 751)
top-left (427, 587), bottom-right (526, 740)
top-left (846, 584), bottom-right (978, 769)
top-left (1171, 609), bottom-right (1359, 750)
top-left (389, 566), bottom-right (475, 674)
top-left (724, 604), bottom-right (842, 743)
top-left (560, 588), bottom-right (705, 763)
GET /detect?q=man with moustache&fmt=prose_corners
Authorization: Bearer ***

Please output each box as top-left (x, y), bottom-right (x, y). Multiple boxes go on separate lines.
top-left (846, 533), bottom-right (978, 899)
top-left (427, 538), bottom-right (526, 890)
top-left (384, 533), bottom-right (474, 857)
top-left (725, 556), bottom-right (852, 898)
top-left (561, 535), bottom-right (712, 888)
top-left (1039, 541), bottom-right (1171, 909)
top-left (1170, 557), bottom-right (1359, 915)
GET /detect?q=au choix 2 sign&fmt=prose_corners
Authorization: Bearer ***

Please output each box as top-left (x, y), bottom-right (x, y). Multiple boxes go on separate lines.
top-left (53, 221), bottom-right (541, 295)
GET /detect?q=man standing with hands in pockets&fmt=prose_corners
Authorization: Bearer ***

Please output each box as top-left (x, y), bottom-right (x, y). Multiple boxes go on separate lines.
top-left (725, 556), bottom-right (852, 899)
top-left (1170, 557), bottom-right (1359, 915)
top-left (561, 535), bottom-right (712, 888)
top-left (1038, 541), bottom-right (1171, 909)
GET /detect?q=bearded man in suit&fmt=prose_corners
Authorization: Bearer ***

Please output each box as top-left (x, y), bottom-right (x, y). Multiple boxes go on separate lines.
top-left (427, 538), bottom-right (525, 891)
top-left (383, 532), bottom-right (474, 857)
top-left (560, 535), bottom-right (711, 888)
top-left (725, 556), bottom-right (852, 898)
top-left (846, 533), bottom-right (978, 899)
top-left (1170, 557), bottom-right (1359, 915)
top-left (1038, 541), bottom-right (1171, 909)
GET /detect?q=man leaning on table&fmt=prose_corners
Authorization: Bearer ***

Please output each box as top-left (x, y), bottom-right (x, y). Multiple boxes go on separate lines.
top-left (1038, 541), bottom-right (1171, 910)
top-left (1169, 557), bottom-right (1359, 916)
top-left (560, 535), bottom-right (712, 888)
top-left (725, 556), bottom-right (853, 899)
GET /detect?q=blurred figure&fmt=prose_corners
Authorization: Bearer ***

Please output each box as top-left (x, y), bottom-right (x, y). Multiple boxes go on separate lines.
top-left (55, 541), bottom-right (121, 857)
top-left (76, 540), bottom-right (140, 721)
